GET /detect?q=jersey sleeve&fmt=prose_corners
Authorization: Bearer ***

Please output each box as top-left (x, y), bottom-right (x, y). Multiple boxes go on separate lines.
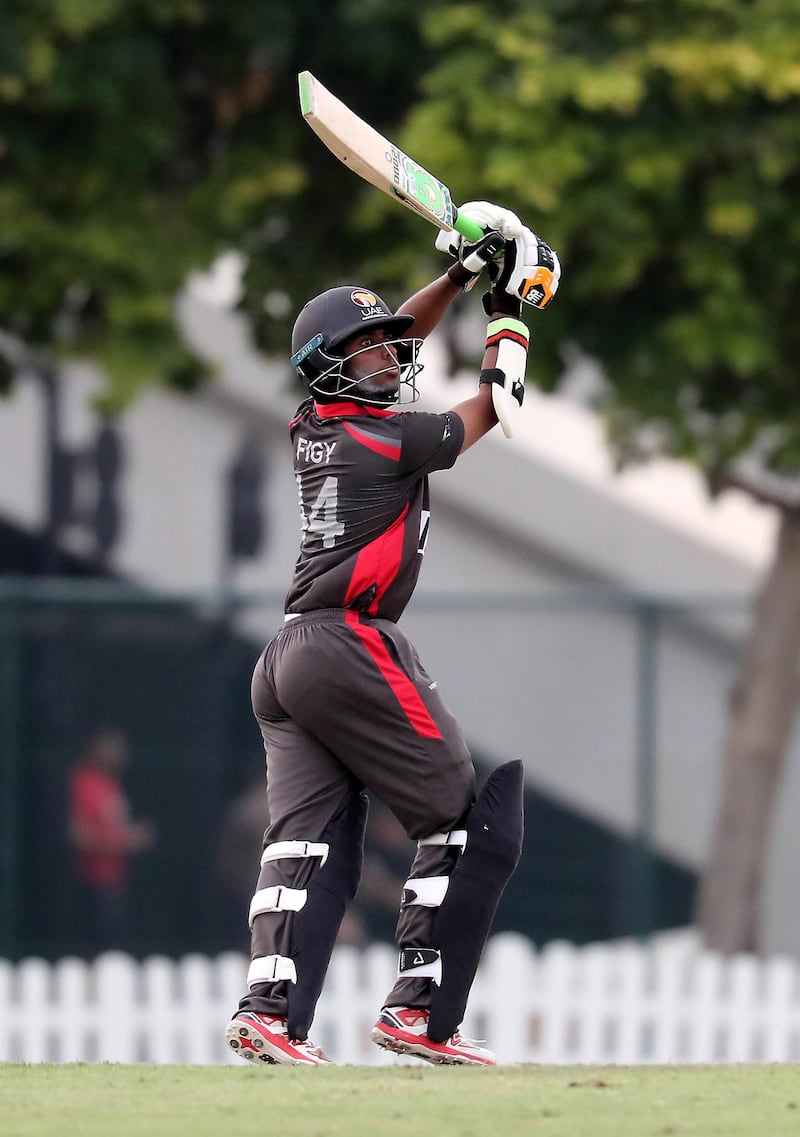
top-left (398, 411), bottom-right (464, 478)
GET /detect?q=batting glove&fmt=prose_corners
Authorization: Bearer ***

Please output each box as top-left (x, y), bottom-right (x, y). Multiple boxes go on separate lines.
top-left (436, 200), bottom-right (524, 256)
top-left (437, 200), bottom-right (524, 290)
top-left (445, 230), bottom-right (505, 290)
top-left (485, 226), bottom-right (561, 313)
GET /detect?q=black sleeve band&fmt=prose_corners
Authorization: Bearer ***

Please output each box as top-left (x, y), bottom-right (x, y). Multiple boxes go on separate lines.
top-left (447, 262), bottom-right (476, 288)
top-left (481, 288), bottom-right (522, 318)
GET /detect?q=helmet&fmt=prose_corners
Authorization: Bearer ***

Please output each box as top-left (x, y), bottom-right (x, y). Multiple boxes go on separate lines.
top-left (290, 286), bottom-right (422, 406)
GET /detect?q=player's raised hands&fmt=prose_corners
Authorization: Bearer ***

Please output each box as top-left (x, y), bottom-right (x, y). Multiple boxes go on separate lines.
top-left (489, 227), bottom-right (561, 311)
top-left (443, 230), bottom-right (505, 291)
top-left (436, 200), bottom-right (524, 290)
top-left (436, 200), bottom-right (524, 256)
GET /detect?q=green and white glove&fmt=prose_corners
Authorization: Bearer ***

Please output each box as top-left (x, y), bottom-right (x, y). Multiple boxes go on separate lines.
top-left (444, 230), bottom-right (505, 290)
top-left (437, 200), bottom-right (524, 290)
top-left (437, 200), bottom-right (525, 253)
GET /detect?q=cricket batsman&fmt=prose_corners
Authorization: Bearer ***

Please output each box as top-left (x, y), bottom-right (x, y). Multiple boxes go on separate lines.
top-left (225, 202), bottom-right (560, 1065)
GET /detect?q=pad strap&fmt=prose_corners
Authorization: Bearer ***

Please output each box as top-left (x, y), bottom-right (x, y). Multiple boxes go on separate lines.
top-left (397, 947), bottom-right (442, 986)
top-left (260, 840), bottom-right (329, 867)
top-left (401, 876), bottom-right (450, 908)
top-left (248, 886), bottom-right (308, 926)
top-left (417, 829), bottom-right (467, 851)
top-left (247, 954), bottom-right (297, 988)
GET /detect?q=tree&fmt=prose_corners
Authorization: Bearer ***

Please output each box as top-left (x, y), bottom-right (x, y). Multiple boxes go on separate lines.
top-left (0, 0), bottom-right (432, 402)
top-left (390, 0), bottom-right (800, 952)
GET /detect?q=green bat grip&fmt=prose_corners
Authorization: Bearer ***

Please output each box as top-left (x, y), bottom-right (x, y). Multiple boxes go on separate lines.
top-left (454, 210), bottom-right (485, 243)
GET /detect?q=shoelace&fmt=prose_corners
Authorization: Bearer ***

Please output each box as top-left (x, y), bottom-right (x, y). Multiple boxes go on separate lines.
top-left (397, 1010), bottom-right (485, 1048)
top-left (299, 1041), bottom-right (329, 1059)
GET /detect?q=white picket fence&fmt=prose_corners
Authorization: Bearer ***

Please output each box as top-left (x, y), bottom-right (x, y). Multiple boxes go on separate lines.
top-left (3, 932), bottom-right (800, 1066)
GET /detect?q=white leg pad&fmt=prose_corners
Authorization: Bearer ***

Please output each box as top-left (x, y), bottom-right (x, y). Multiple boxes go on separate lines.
top-left (260, 840), bottom-right (329, 867)
top-left (248, 885), bottom-right (308, 927)
top-left (247, 954), bottom-right (297, 988)
top-left (417, 829), bottom-right (467, 851)
top-left (401, 876), bottom-right (450, 907)
top-left (397, 947), bottom-right (442, 986)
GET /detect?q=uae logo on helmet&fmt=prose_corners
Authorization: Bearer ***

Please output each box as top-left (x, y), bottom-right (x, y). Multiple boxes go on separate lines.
top-left (350, 288), bottom-right (388, 321)
top-left (350, 289), bottom-right (379, 308)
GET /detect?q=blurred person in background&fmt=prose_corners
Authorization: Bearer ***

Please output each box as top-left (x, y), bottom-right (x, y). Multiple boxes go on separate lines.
top-left (213, 763), bottom-right (269, 953)
top-left (352, 799), bottom-right (414, 945)
top-left (67, 728), bottom-right (156, 958)
top-left (213, 772), bottom-right (407, 952)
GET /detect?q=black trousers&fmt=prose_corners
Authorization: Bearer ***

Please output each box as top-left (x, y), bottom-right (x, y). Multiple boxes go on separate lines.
top-left (241, 609), bottom-right (476, 1016)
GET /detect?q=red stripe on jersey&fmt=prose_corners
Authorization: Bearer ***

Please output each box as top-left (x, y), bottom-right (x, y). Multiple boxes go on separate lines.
top-left (314, 401), bottom-right (397, 419)
top-left (345, 611), bottom-right (443, 739)
top-left (344, 504), bottom-right (409, 613)
top-left (342, 421), bottom-right (401, 461)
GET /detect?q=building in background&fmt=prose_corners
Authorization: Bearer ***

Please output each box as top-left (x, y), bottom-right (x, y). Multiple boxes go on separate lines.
top-left (1, 286), bottom-right (791, 961)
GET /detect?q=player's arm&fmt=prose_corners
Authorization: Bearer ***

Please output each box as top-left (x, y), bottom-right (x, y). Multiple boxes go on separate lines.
top-left (396, 201), bottom-right (525, 337)
top-left (403, 275), bottom-right (533, 451)
top-left (452, 222), bottom-right (560, 443)
top-left (449, 301), bottom-right (512, 453)
top-left (449, 386), bottom-right (497, 454)
top-left (396, 227), bottom-right (505, 339)
top-left (395, 272), bottom-right (463, 340)
top-left (396, 271), bottom-right (512, 450)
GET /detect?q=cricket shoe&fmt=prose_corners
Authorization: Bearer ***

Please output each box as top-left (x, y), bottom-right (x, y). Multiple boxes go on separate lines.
top-left (225, 1012), bottom-right (332, 1066)
top-left (370, 1007), bottom-right (495, 1066)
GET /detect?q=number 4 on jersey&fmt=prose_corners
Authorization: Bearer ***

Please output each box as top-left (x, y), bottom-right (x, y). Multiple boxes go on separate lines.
top-left (298, 474), bottom-right (345, 549)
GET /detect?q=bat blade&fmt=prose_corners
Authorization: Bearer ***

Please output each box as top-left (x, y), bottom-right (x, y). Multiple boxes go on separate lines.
top-left (298, 71), bottom-right (482, 242)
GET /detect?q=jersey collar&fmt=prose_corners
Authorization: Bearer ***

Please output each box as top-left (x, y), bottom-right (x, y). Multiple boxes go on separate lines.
top-left (313, 400), bottom-right (397, 419)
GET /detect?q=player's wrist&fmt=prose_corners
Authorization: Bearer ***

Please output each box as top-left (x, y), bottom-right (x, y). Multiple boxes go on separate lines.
top-left (447, 261), bottom-right (476, 289)
top-left (482, 287), bottom-right (522, 319)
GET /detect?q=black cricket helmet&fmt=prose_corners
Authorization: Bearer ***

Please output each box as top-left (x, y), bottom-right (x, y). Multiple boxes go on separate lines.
top-left (290, 285), bottom-right (422, 406)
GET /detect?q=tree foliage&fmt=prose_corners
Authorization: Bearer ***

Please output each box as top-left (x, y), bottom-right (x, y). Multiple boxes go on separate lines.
top-left (393, 0), bottom-right (800, 484)
top-left (383, 0), bottom-right (800, 954)
top-left (0, 0), bottom-right (432, 402)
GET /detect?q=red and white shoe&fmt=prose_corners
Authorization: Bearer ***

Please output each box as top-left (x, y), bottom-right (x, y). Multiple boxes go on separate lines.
top-left (225, 1012), bottom-right (332, 1066)
top-left (371, 1007), bottom-right (495, 1066)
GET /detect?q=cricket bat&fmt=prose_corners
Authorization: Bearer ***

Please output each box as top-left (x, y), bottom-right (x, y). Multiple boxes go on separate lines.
top-left (298, 71), bottom-right (484, 244)
top-left (298, 71), bottom-right (525, 439)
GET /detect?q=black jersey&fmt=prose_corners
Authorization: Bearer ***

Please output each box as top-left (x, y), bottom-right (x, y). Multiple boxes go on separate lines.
top-left (285, 398), bottom-right (464, 622)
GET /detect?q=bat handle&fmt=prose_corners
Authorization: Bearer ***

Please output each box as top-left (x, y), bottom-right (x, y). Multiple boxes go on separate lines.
top-left (453, 210), bottom-right (486, 243)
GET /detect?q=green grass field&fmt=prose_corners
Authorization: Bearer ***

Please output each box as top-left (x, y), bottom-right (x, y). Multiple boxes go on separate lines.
top-left (2, 1064), bottom-right (800, 1137)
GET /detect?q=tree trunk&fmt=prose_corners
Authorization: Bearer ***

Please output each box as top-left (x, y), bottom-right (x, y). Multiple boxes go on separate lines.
top-left (697, 506), bottom-right (800, 954)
